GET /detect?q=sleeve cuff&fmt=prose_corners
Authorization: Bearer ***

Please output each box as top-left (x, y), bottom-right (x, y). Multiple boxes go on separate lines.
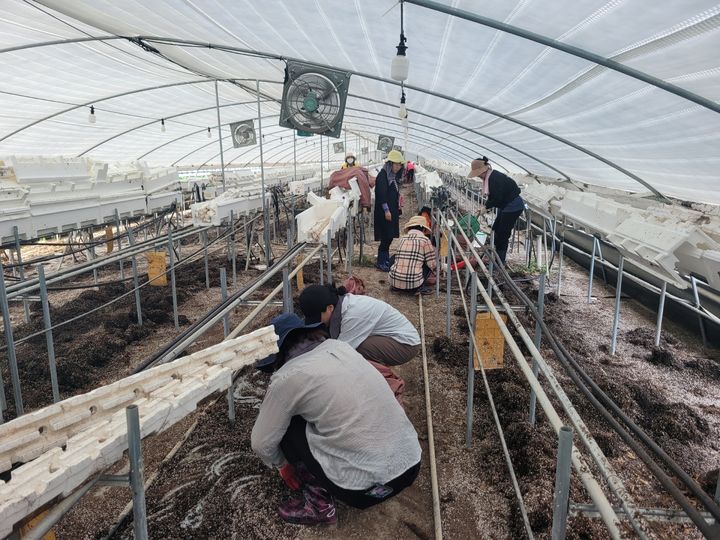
top-left (382, 203), bottom-right (390, 212)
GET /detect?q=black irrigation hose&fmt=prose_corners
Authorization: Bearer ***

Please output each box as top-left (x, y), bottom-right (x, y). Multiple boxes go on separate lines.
top-left (492, 252), bottom-right (720, 538)
top-left (133, 241), bottom-right (306, 374)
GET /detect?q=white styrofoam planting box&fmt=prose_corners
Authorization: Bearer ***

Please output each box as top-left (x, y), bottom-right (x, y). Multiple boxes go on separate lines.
top-left (296, 192), bottom-right (347, 243)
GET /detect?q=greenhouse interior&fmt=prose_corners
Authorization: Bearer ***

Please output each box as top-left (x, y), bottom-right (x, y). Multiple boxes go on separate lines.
top-left (0, 0), bottom-right (719, 538)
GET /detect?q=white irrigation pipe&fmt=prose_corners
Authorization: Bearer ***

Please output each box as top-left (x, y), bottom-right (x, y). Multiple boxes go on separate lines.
top-left (418, 295), bottom-right (443, 540)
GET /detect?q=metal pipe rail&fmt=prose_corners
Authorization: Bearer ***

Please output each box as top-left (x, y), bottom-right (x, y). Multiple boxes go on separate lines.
top-left (491, 252), bottom-right (720, 536)
top-left (4, 224), bottom-right (207, 299)
top-left (439, 209), bottom-right (624, 538)
top-left (438, 214), bottom-right (534, 538)
top-left (0, 217), bottom-right (256, 354)
top-left (448, 211), bottom-right (650, 537)
top-left (137, 240), bottom-right (307, 370)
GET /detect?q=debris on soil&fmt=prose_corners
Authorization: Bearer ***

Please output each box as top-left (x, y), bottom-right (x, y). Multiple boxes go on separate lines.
top-left (626, 327), bottom-right (677, 348)
top-left (646, 346), bottom-right (677, 368)
top-left (699, 468), bottom-right (719, 497)
top-left (632, 388), bottom-right (709, 445)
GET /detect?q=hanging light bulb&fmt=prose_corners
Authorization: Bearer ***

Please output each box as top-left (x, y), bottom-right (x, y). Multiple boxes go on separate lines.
top-left (207, 127), bottom-right (212, 139)
top-left (398, 88), bottom-right (408, 120)
top-left (390, 1), bottom-right (409, 82)
top-left (88, 105), bottom-right (96, 124)
top-left (161, 118), bottom-right (166, 132)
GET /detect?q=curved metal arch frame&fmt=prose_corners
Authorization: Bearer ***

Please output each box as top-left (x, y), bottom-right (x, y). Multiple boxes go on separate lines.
top-left (87, 36), bottom-right (679, 199)
top-left (78, 99), bottom-right (272, 156)
top-left (236, 125), bottom-right (470, 170)
top-left (349, 93), bottom-right (571, 180)
top-left (404, 0), bottom-right (720, 116)
top-left (0, 34), bottom-right (671, 199)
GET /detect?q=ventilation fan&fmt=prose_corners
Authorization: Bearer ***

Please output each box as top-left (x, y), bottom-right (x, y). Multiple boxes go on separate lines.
top-left (333, 142), bottom-right (344, 154)
top-left (279, 61), bottom-right (351, 138)
top-left (377, 135), bottom-right (395, 152)
top-left (230, 120), bottom-right (256, 148)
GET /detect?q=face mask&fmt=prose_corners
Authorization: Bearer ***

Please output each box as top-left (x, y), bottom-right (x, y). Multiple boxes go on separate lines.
top-left (346, 158), bottom-right (355, 165)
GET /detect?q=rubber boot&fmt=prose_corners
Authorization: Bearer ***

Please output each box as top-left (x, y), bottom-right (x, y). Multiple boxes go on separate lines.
top-left (277, 483), bottom-right (337, 525)
top-left (376, 250), bottom-right (391, 272)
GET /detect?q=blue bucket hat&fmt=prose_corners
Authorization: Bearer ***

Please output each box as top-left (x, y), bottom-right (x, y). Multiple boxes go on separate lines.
top-left (255, 313), bottom-right (323, 370)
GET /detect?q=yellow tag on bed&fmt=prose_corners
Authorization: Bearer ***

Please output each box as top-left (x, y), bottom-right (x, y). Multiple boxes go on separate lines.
top-left (474, 313), bottom-right (507, 370)
top-left (440, 232), bottom-right (448, 258)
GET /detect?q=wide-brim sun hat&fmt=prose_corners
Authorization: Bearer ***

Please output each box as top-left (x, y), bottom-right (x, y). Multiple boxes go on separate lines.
top-left (255, 312), bottom-right (323, 370)
top-left (404, 215), bottom-right (432, 233)
top-left (386, 149), bottom-right (406, 164)
top-left (468, 158), bottom-right (489, 178)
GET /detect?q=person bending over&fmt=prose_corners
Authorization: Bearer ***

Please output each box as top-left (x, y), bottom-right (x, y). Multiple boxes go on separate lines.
top-left (389, 216), bottom-right (437, 295)
top-left (251, 313), bottom-right (421, 525)
top-left (468, 156), bottom-right (525, 264)
top-left (298, 283), bottom-right (420, 366)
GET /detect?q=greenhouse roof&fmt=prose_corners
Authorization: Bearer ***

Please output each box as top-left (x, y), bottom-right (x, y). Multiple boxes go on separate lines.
top-left (1, 0), bottom-right (719, 202)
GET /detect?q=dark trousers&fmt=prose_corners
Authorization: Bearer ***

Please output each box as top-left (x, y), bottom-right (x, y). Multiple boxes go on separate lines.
top-left (492, 209), bottom-right (523, 263)
top-left (378, 238), bottom-right (392, 252)
top-left (280, 416), bottom-right (420, 509)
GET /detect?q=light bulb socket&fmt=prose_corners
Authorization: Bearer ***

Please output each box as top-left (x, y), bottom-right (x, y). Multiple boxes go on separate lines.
top-left (207, 127), bottom-right (212, 138)
top-left (161, 118), bottom-right (166, 132)
top-left (88, 105), bottom-right (96, 124)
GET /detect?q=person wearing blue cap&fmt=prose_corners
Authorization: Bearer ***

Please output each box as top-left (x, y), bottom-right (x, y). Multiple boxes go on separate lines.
top-left (251, 313), bottom-right (422, 526)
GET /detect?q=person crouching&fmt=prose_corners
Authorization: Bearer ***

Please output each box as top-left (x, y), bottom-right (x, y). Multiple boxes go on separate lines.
top-left (389, 216), bottom-right (437, 295)
top-left (251, 313), bottom-right (422, 525)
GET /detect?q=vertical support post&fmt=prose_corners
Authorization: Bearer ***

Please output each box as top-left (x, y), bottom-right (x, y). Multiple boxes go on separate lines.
top-left (434, 207), bottom-right (440, 298)
top-left (0, 260), bottom-right (22, 416)
top-left (446, 233), bottom-right (452, 337)
top-left (359, 206), bottom-right (365, 264)
top-left (256, 80), bottom-right (270, 266)
top-left (126, 405), bottom-right (148, 540)
top-left (220, 268), bottom-right (229, 337)
top-left (610, 255), bottom-right (624, 356)
top-left (326, 229), bottom-right (333, 285)
top-left (126, 228), bottom-right (142, 326)
top-left (465, 271), bottom-right (478, 448)
top-left (529, 272), bottom-right (546, 426)
top-left (587, 237), bottom-right (597, 303)
top-left (282, 267), bottom-right (293, 314)
top-left (714, 468), bottom-right (720, 505)
top-left (37, 265), bottom-right (59, 404)
top-left (320, 135), bottom-right (324, 191)
top-left (557, 235), bottom-right (564, 297)
top-left (551, 426), bottom-right (573, 540)
top-left (347, 216), bottom-right (354, 275)
top-left (88, 228), bottom-right (99, 286)
top-left (487, 230), bottom-right (495, 297)
top-left (12, 226), bottom-right (30, 323)
top-left (202, 230), bottom-right (210, 289)
top-left (214, 80), bottom-right (227, 190)
top-left (525, 209), bottom-right (532, 267)
top-left (167, 230), bottom-right (179, 330)
top-left (115, 209), bottom-right (125, 281)
top-left (319, 247), bottom-right (324, 286)
top-left (690, 276), bottom-right (708, 347)
top-left (654, 281), bottom-right (667, 347)
top-left (230, 211), bottom-right (237, 287)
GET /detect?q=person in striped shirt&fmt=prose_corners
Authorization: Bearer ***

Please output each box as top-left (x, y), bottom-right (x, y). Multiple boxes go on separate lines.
top-left (389, 216), bottom-right (437, 294)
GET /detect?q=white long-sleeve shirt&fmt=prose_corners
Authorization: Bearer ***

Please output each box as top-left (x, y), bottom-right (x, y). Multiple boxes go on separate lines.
top-left (338, 294), bottom-right (420, 349)
top-left (251, 339), bottom-right (421, 490)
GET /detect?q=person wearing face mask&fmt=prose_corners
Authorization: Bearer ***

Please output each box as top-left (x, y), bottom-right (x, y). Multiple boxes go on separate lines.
top-left (468, 156), bottom-right (525, 264)
top-left (374, 150), bottom-right (405, 271)
top-left (341, 153), bottom-right (357, 169)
